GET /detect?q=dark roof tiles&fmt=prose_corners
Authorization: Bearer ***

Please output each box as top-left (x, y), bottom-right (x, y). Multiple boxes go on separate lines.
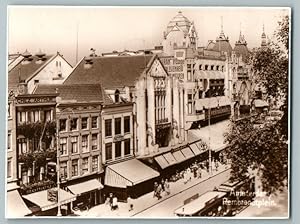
top-left (64, 55), bottom-right (154, 89)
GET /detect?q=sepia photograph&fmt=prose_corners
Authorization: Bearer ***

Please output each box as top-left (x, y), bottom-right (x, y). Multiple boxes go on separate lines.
top-left (6, 6), bottom-right (290, 218)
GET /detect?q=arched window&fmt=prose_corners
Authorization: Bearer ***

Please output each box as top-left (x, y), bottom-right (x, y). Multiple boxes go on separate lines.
top-left (199, 64), bottom-right (202, 70)
top-left (115, 89), bottom-right (120, 103)
top-left (205, 65), bottom-right (209, 70)
top-left (216, 65), bottom-right (219, 71)
top-left (211, 65), bottom-right (214, 71)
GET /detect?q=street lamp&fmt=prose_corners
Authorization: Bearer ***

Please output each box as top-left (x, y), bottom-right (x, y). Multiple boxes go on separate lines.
top-left (55, 102), bottom-right (75, 217)
top-left (208, 92), bottom-right (220, 175)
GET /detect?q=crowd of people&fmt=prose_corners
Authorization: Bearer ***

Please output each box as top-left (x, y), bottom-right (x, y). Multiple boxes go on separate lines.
top-left (153, 179), bottom-right (171, 200)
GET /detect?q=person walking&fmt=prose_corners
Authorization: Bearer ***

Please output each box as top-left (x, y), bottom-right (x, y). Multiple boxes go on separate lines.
top-left (156, 183), bottom-right (162, 200)
top-left (161, 179), bottom-right (165, 192)
top-left (164, 179), bottom-right (170, 196)
top-left (153, 182), bottom-right (158, 198)
top-left (112, 196), bottom-right (118, 211)
top-left (127, 196), bottom-right (133, 212)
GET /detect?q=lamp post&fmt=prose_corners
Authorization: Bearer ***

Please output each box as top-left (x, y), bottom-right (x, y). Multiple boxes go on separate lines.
top-left (55, 102), bottom-right (75, 217)
top-left (208, 92), bottom-right (220, 175)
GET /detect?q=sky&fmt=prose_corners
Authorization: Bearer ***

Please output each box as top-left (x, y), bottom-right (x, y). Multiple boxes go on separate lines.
top-left (8, 6), bottom-right (289, 65)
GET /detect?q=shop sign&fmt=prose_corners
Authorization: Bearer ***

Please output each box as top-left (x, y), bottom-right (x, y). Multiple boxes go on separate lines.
top-left (47, 189), bottom-right (58, 202)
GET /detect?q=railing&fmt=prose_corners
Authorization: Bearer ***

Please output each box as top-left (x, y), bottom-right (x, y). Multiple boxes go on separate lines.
top-left (155, 118), bottom-right (169, 124)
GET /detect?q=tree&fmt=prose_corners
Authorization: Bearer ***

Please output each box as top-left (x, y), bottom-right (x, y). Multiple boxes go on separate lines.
top-left (225, 15), bottom-right (289, 195)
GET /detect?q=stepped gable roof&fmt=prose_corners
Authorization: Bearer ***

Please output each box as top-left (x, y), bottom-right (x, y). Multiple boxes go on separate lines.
top-left (8, 53), bottom-right (53, 90)
top-left (63, 55), bottom-right (155, 89)
top-left (33, 84), bottom-right (111, 104)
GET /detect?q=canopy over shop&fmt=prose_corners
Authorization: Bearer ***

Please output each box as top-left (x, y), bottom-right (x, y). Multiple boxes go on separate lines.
top-left (22, 188), bottom-right (76, 216)
top-left (104, 159), bottom-right (160, 200)
top-left (7, 189), bottom-right (32, 217)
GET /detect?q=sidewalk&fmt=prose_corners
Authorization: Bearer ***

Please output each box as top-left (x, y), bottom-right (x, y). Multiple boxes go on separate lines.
top-left (83, 164), bottom-right (230, 218)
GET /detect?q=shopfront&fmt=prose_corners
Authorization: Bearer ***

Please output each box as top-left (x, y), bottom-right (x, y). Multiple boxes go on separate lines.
top-left (104, 159), bottom-right (160, 201)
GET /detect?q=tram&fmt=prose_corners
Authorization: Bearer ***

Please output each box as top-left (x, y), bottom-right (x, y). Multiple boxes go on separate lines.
top-left (174, 176), bottom-right (255, 217)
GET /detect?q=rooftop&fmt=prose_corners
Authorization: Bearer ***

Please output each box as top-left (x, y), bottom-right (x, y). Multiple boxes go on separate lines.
top-left (64, 55), bottom-right (155, 89)
top-left (33, 84), bottom-right (111, 104)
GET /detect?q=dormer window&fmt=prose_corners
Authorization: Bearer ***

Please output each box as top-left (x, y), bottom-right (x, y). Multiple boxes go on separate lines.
top-left (115, 89), bottom-right (120, 103)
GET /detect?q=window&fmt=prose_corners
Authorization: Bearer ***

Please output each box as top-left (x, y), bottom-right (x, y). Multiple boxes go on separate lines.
top-left (216, 65), bottom-right (220, 71)
top-left (188, 94), bottom-right (193, 114)
top-left (81, 117), bottom-right (88, 130)
top-left (18, 111), bottom-right (27, 123)
top-left (124, 139), bottom-right (130, 156)
top-left (18, 138), bottom-right (27, 154)
top-left (91, 116), bottom-right (98, 128)
top-left (199, 64), bottom-right (202, 70)
top-left (115, 141), bottom-right (122, 158)
top-left (7, 159), bottom-right (12, 179)
top-left (7, 133), bottom-right (11, 151)
top-left (70, 118), bottom-right (78, 131)
top-left (205, 65), bottom-right (209, 70)
top-left (60, 161), bottom-right (68, 180)
top-left (198, 90), bottom-right (203, 99)
top-left (124, 116), bottom-right (130, 133)
top-left (211, 65), bottom-right (214, 70)
top-left (34, 80), bottom-right (39, 84)
top-left (105, 143), bottom-right (112, 161)
top-left (115, 118), bottom-right (121, 135)
top-left (44, 110), bottom-right (51, 121)
top-left (59, 119), bottom-right (67, 131)
top-left (71, 160), bottom-right (78, 177)
top-left (82, 158), bottom-right (89, 175)
top-left (29, 111), bottom-right (39, 122)
top-left (71, 136), bottom-right (78, 154)
top-left (187, 71), bottom-right (192, 81)
top-left (115, 90), bottom-right (120, 103)
top-left (92, 156), bottom-right (98, 172)
top-left (92, 134), bottom-right (98, 150)
top-left (60, 137), bottom-right (67, 155)
top-left (105, 119), bottom-right (112, 137)
top-left (82, 135), bottom-right (88, 152)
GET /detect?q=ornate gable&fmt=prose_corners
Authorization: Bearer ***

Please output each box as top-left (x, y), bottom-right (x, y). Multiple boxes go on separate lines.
top-left (148, 58), bottom-right (168, 78)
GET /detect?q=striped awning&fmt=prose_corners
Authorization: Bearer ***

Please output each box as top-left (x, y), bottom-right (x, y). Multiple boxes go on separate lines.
top-left (172, 150), bottom-right (186, 163)
top-left (189, 143), bottom-right (201, 155)
top-left (7, 190), bottom-right (32, 218)
top-left (181, 147), bottom-right (195, 160)
top-left (163, 152), bottom-right (177, 166)
top-left (154, 155), bottom-right (169, 169)
top-left (105, 159), bottom-right (159, 188)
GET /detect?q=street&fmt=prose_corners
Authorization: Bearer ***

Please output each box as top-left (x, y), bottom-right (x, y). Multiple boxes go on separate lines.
top-left (133, 169), bottom-right (231, 217)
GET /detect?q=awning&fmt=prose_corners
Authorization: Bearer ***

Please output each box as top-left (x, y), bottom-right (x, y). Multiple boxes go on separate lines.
top-left (195, 96), bottom-right (231, 111)
top-left (163, 152), bottom-right (177, 166)
top-left (22, 188), bottom-right (76, 211)
top-left (172, 150), bottom-right (186, 163)
top-left (105, 159), bottom-right (160, 188)
top-left (7, 190), bottom-right (32, 217)
top-left (154, 155), bottom-right (169, 169)
top-left (181, 147), bottom-right (195, 160)
top-left (189, 143), bottom-right (201, 155)
top-left (253, 99), bottom-right (269, 108)
top-left (68, 179), bottom-right (103, 196)
top-left (195, 70), bottom-right (225, 80)
top-left (187, 119), bottom-right (230, 151)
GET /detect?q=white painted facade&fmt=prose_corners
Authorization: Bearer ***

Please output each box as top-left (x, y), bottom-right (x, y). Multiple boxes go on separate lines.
top-left (27, 54), bottom-right (73, 93)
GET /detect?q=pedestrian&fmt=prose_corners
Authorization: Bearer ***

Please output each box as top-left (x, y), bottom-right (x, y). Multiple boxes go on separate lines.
top-left (108, 193), bottom-right (113, 209)
top-left (112, 196), bottom-right (118, 210)
top-left (127, 196), bottom-right (133, 212)
top-left (153, 182), bottom-right (158, 198)
top-left (156, 183), bottom-right (162, 200)
top-left (197, 167), bottom-right (202, 179)
top-left (187, 167), bottom-right (192, 182)
top-left (164, 179), bottom-right (170, 196)
top-left (193, 166), bottom-right (197, 178)
top-left (161, 179), bottom-right (165, 192)
top-left (215, 159), bottom-right (219, 171)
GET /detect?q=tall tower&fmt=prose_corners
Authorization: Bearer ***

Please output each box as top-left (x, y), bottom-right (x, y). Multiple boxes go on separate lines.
top-left (261, 24), bottom-right (267, 48)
